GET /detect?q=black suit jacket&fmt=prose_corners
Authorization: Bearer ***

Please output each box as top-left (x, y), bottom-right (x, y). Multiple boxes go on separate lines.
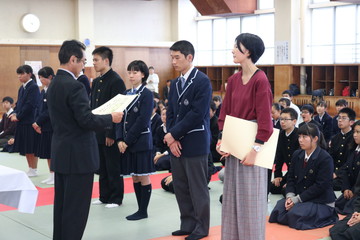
top-left (90, 68), bottom-right (125, 143)
top-left (47, 69), bottom-right (112, 174)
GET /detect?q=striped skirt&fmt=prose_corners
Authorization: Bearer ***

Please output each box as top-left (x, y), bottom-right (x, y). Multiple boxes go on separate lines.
top-left (221, 155), bottom-right (267, 240)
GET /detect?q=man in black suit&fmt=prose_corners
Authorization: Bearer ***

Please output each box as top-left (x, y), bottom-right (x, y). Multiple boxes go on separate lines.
top-left (47, 40), bottom-right (123, 240)
top-left (91, 46), bottom-right (126, 208)
top-left (163, 79), bottom-right (171, 104)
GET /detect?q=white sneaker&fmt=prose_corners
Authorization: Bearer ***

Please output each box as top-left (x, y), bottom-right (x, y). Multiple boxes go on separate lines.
top-left (92, 199), bottom-right (104, 205)
top-left (46, 178), bottom-right (54, 185)
top-left (27, 168), bottom-right (38, 177)
top-left (105, 203), bottom-right (119, 208)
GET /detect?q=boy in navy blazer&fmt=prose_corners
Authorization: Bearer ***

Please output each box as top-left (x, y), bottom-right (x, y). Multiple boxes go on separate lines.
top-left (164, 40), bottom-right (212, 240)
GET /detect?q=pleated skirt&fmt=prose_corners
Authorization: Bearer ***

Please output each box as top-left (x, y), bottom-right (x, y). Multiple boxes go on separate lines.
top-left (35, 130), bottom-right (53, 159)
top-left (221, 155), bottom-right (267, 240)
top-left (13, 124), bottom-right (38, 156)
top-left (120, 150), bottom-right (156, 176)
top-left (269, 198), bottom-right (338, 230)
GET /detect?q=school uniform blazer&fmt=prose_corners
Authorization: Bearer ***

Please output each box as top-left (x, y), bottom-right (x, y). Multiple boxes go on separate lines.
top-left (91, 69), bottom-right (126, 143)
top-left (115, 84), bottom-right (153, 152)
top-left (328, 130), bottom-right (353, 173)
top-left (314, 112), bottom-right (333, 142)
top-left (35, 89), bottom-right (52, 132)
top-left (14, 80), bottom-right (40, 125)
top-left (274, 128), bottom-right (300, 179)
top-left (286, 147), bottom-right (335, 204)
top-left (167, 68), bottom-right (212, 157)
top-left (47, 69), bottom-right (113, 174)
top-left (353, 173), bottom-right (360, 212)
top-left (340, 150), bottom-right (360, 191)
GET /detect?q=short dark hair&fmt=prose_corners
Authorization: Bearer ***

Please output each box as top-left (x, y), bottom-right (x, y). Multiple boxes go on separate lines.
top-left (2, 96), bottom-right (14, 104)
top-left (282, 90), bottom-right (293, 97)
top-left (272, 102), bottom-right (283, 111)
top-left (127, 60), bottom-right (149, 84)
top-left (153, 91), bottom-right (160, 100)
top-left (301, 104), bottom-right (314, 114)
top-left (279, 97), bottom-right (291, 107)
top-left (316, 100), bottom-right (327, 108)
top-left (335, 99), bottom-right (348, 107)
top-left (235, 33), bottom-right (265, 63)
top-left (38, 66), bottom-right (55, 79)
top-left (149, 66), bottom-right (154, 70)
top-left (339, 107), bottom-right (356, 121)
top-left (210, 101), bottom-right (217, 112)
top-left (166, 79), bottom-right (171, 83)
top-left (58, 40), bottom-right (86, 65)
top-left (281, 108), bottom-right (298, 121)
top-left (213, 96), bottom-right (222, 103)
top-left (92, 46), bottom-right (113, 66)
top-left (170, 40), bottom-right (195, 60)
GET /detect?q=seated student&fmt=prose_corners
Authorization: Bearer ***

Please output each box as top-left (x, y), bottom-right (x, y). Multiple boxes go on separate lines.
top-left (150, 100), bottom-right (162, 148)
top-left (269, 108), bottom-right (299, 196)
top-left (330, 168), bottom-right (360, 240)
top-left (335, 120), bottom-right (360, 215)
top-left (212, 95), bottom-right (222, 118)
top-left (328, 107), bottom-right (356, 191)
top-left (282, 90), bottom-right (302, 127)
top-left (272, 103), bottom-right (283, 130)
top-left (299, 104), bottom-right (323, 132)
top-left (0, 97), bottom-right (16, 148)
top-left (210, 102), bottom-right (221, 163)
top-left (269, 123), bottom-right (338, 230)
top-left (1, 137), bottom-right (15, 153)
top-left (153, 108), bottom-right (171, 171)
top-left (314, 101), bottom-right (333, 143)
top-left (332, 99), bottom-right (348, 138)
top-left (279, 97), bottom-right (291, 110)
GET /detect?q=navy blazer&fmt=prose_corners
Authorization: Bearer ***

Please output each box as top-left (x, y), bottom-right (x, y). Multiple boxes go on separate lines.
top-left (166, 68), bottom-right (212, 157)
top-left (286, 147), bottom-right (335, 204)
top-left (47, 69), bottom-right (113, 174)
top-left (116, 84), bottom-right (153, 152)
top-left (35, 89), bottom-right (52, 132)
top-left (14, 80), bottom-right (40, 125)
top-left (314, 112), bottom-right (333, 142)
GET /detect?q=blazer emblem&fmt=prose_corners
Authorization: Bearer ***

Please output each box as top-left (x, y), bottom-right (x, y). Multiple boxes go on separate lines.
top-left (184, 99), bottom-right (189, 106)
top-left (309, 169), bottom-right (314, 174)
top-left (133, 106), bottom-right (139, 113)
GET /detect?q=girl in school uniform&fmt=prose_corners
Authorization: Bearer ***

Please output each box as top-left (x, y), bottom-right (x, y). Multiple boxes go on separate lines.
top-left (32, 67), bottom-right (55, 184)
top-left (335, 120), bottom-right (360, 215)
top-left (269, 123), bottom-right (338, 230)
top-left (116, 60), bottom-right (155, 221)
top-left (10, 65), bottom-right (40, 177)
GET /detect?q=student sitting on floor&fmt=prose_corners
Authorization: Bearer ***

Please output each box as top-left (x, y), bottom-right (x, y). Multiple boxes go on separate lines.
top-left (210, 102), bottom-right (221, 163)
top-left (153, 108), bottom-right (171, 171)
top-left (314, 101), bottom-right (333, 143)
top-left (0, 97), bottom-right (16, 149)
top-left (299, 104), bottom-right (323, 132)
top-left (330, 166), bottom-right (360, 240)
top-left (269, 123), bottom-right (338, 230)
top-left (332, 99), bottom-right (348, 138)
top-left (328, 107), bottom-right (356, 191)
top-left (269, 108), bottom-right (299, 196)
top-left (335, 120), bottom-right (360, 215)
top-left (272, 102), bottom-right (283, 130)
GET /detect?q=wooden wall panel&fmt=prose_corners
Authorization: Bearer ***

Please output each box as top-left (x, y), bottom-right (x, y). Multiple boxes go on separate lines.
top-left (0, 46), bottom-right (21, 104)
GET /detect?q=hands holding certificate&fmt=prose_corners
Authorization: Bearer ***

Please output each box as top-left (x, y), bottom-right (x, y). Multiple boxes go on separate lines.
top-left (111, 111), bottom-right (123, 123)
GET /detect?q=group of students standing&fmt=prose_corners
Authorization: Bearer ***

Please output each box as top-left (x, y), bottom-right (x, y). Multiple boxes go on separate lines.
top-left (268, 92), bottom-right (360, 239)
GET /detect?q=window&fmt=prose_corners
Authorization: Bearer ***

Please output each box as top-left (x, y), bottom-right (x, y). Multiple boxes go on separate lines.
top-left (196, 13), bottom-right (274, 65)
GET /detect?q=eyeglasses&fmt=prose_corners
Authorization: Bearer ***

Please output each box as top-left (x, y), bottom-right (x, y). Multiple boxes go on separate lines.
top-left (279, 118), bottom-right (294, 121)
top-left (337, 116), bottom-right (350, 121)
top-left (77, 58), bottom-right (87, 65)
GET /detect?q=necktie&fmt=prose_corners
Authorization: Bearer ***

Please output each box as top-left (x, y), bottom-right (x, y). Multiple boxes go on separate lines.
top-left (303, 157), bottom-right (308, 168)
top-left (180, 77), bottom-right (186, 89)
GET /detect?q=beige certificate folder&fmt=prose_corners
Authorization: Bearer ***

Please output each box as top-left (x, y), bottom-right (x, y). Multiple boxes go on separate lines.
top-left (220, 115), bottom-right (280, 169)
top-left (92, 94), bottom-right (137, 115)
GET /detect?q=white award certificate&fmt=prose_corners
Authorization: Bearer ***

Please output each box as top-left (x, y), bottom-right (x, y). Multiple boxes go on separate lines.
top-left (92, 94), bottom-right (137, 115)
top-left (220, 115), bottom-right (280, 169)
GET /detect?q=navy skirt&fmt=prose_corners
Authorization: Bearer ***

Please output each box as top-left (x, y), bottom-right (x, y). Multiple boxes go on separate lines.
top-left (335, 194), bottom-right (356, 215)
top-left (13, 124), bottom-right (38, 156)
top-left (121, 149), bottom-right (156, 176)
top-left (35, 130), bottom-right (53, 159)
top-left (269, 198), bottom-right (338, 230)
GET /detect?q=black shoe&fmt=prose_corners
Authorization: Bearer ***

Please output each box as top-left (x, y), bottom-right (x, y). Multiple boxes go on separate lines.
top-left (126, 211), bottom-right (148, 221)
top-left (172, 230), bottom-right (191, 236)
top-left (185, 234), bottom-right (208, 240)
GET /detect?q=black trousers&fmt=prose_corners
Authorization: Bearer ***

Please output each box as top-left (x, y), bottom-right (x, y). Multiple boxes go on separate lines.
top-left (330, 214), bottom-right (360, 240)
top-left (53, 172), bottom-right (94, 240)
top-left (98, 143), bottom-right (124, 204)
